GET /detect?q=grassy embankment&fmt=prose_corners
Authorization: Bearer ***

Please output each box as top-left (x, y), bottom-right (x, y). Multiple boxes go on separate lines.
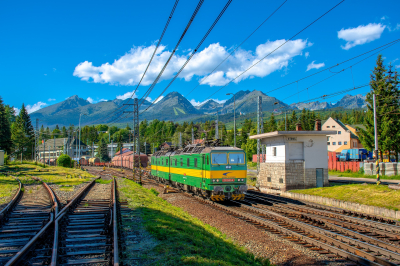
top-left (0, 176), bottom-right (20, 206)
top-left (329, 170), bottom-right (400, 180)
top-left (0, 161), bottom-right (95, 191)
top-left (292, 183), bottom-right (400, 211)
top-left (118, 178), bottom-right (271, 265)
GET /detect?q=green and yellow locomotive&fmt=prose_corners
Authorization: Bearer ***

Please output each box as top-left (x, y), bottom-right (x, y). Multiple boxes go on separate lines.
top-left (150, 144), bottom-right (247, 201)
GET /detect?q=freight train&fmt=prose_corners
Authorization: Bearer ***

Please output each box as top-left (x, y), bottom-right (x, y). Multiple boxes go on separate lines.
top-left (150, 143), bottom-right (248, 201)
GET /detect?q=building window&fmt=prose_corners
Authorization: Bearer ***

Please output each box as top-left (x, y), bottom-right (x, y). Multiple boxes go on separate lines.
top-left (333, 142), bottom-right (336, 145)
top-left (273, 147), bottom-right (277, 156)
top-left (327, 126), bottom-right (330, 128)
top-left (354, 142), bottom-right (357, 148)
top-left (279, 178), bottom-right (283, 184)
top-left (338, 131), bottom-right (341, 134)
top-left (338, 142), bottom-right (342, 145)
top-left (327, 142), bottom-right (330, 145)
top-left (332, 125), bottom-right (336, 128)
top-left (344, 141), bottom-right (348, 145)
top-left (267, 177), bottom-right (271, 182)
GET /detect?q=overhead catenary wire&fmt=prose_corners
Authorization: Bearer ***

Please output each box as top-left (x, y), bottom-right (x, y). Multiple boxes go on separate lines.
top-left (185, 0), bottom-right (288, 98)
top-left (81, 0), bottom-right (181, 127)
top-left (205, 0), bottom-right (346, 100)
top-left (138, 0), bottom-right (205, 106)
top-left (139, 0), bottom-right (234, 112)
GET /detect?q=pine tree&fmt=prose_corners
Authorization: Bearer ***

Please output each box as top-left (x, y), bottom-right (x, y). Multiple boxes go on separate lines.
top-left (358, 54), bottom-right (390, 159)
top-left (11, 103), bottom-right (35, 159)
top-left (268, 113), bottom-right (277, 132)
top-left (289, 111), bottom-right (297, 130)
top-left (96, 139), bottom-right (110, 162)
top-left (0, 97), bottom-right (13, 153)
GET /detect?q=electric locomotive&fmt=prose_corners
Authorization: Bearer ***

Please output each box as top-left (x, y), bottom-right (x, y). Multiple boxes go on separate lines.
top-left (150, 142), bottom-right (247, 201)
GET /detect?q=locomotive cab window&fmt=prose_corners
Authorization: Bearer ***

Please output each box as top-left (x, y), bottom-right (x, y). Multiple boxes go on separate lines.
top-left (180, 158), bottom-right (183, 167)
top-left (229, 153), bottom-right (245, 164)
top-left (166, 159), bottom-right (168, 165)
top-left (187, 158), bottom-right (190, 167)
top-left (211, 153), bottom-right (227, 165)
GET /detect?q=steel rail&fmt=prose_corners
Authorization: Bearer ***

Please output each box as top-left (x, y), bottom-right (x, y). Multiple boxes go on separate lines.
top-left (195, 197), bottom-right (380, 266)
top-left (239, 204), bottom-right (398, 266)
top-left (5, 180), bottom-right (58, 266)
top-left (51, 178), bottom-right (98, 266)
top-left (0, 178), bottom-right (22, 220)
top-left (113, 177), bottom-right (119, 266)
top-left (248, 190), bottom-right (400, 226)
top-left (246, 201), bottom-right (400, 262)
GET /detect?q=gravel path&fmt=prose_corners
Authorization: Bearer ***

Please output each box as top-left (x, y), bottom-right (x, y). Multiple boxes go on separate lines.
top-left (143, 182), bottom-right (343, 266)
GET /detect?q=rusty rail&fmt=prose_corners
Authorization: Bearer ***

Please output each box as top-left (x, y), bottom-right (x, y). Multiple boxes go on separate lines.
top-left (5, 180), bottom-right (58, 266)
top-left (113, 177), bottom-right (119, 266)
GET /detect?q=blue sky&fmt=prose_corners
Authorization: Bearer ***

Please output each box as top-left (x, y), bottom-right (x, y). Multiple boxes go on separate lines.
top-left (1, 0), bottom-right (399, 114)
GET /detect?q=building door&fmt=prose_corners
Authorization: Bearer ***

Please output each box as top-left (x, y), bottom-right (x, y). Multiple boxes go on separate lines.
top-left (316, 168), bottom-right (323, 187)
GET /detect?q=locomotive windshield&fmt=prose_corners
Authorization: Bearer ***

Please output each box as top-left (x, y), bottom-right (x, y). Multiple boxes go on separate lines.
top-left (211, 153), bottom-right (227, 165)
top-left (229, 153), bottom-right (245, 164)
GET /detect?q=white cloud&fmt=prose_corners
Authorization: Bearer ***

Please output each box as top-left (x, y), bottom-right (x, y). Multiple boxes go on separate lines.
top-left (395, 65), bottom-right (400, 69)
top-left (388, 23), bottom-right (400, 32)
top-left (87, 97), bottom-right (94, 103)
top-left (190, 98), bottom-right (227, 106)
top-left (306, 61), bottom-right (325, 71)
top-left (338, 23), bottom-right (385, 50)
top-left (13, 107), bottom-right (20, 115)
top-left (381, 16), bottom-right (387, 20)
top-left (305, 52), bottom-right (310, 58)
top-left (74, 39), bottom-right (309, 87)
top-left (26, 102), bottom-right (47, 114)
top-left (48, 98), bottom-right (56, 102)
top-left (99, 99), bottom-right (107, 102)
top-left (116, 91), bottom-right (137, 100)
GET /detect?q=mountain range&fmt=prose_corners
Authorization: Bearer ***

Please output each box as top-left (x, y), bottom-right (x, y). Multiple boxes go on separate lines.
top-left (29, 90), bottom-right (367, 127)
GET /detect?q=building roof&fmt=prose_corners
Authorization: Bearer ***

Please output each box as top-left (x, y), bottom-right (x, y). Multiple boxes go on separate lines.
top-left (333, 119), bottom-right (359, 140)
top-left (193, 139), bottom-right (205, 145)
top-left (249, 130), bottom-right (337, 140)
top-left (162, 142), bottom-right (172, 146)
top-left (114, 148), bottom-right (131, 155)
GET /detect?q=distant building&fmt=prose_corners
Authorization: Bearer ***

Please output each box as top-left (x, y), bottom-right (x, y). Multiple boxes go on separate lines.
top-left (193, 139), bottom-right (205, 145)
top-left (37, 137), bottom-right (89, 161)
top-left (160, 142), bottom-right (173, 149)
top-left (322, 117), bottom-right (363, 152)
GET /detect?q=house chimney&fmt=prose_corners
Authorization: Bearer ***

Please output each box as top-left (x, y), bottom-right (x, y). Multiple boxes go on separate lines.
top-left (296, 122), bottom-right (302, 131)
top-left (315, 119), bottom-right (321, 131)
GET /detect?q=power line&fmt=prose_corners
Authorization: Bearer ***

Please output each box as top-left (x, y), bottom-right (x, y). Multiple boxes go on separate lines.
top-left (81, 0), bottom-right (181, 126)
top-left (140, 0), bottom-right (234, 113)
top-left (205, 0), bottom-right (346, 100)
top-left (138, 0), bottom-right (205, 106)
top-left (185, 0), bottom-right (288, 98)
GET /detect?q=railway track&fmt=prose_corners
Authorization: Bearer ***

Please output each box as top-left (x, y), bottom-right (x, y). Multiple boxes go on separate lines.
top-left (0, 175), bottom-right (120, 266)
top-left (87, 166), bottom-right (400, 265)
top-left (0, 178), bottom-right (56, 266)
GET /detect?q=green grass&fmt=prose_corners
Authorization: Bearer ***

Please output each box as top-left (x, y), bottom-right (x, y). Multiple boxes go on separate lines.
top-left (118, 178), bottom-right (270, 265)
top-left (292, 184), bottom-right (400, 211)
top-left (0, 162), bottom-right (95, 186)
top-left (95, 178), bottom-right (112, 184)
top-left (329, 170), bottom-right (400, 180)
top-left (0, 176), bottom-right (19, 206)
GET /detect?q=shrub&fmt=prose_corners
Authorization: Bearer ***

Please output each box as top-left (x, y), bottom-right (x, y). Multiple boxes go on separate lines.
top-left (57, 154), bottom-right (72, 168)
top-left (358, 167), bottom-right (364, 174)
top-left (149, 188), bottom-right (159, 196)
top-left (4, 153), bottom-right (9, 165)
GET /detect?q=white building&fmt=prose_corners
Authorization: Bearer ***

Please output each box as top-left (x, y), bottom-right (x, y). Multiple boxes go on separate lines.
top-left (250, 130), bottom-right (336, 191)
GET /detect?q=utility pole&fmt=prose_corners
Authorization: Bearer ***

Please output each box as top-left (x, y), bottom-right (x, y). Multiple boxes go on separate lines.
top-left (179, 132), bottom-right (182, 148)
top-left (285, 111), bottom-right (287, 131)
top-left (144, 141), bottom-right (147, 155)
top-left (226, 93), bottom-right (236, 147)
top-left (44, 139), bottom-right (46, 168)
top-left (35, 119), bottom-right (39, 162)
top-left (373, 94), bottom-right (380, 184)
top-left (257, 96), bottom-right (262, 175)
top-left (215, 111), bottom-right (219, 140)
top-left (124, 99), bottom-right (141, 184)
top-left (191, 128), bottom-right (194, 144)
top-left (54, 136), bottom-right (56, 164)
top-left (111, 140), bottom-right (113, 159)
top-left (92, 142), bottom-right (94, 157)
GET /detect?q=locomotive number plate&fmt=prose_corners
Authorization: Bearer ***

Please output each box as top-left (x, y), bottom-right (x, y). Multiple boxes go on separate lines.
top-left (222, 179), bottom-right (234, 182)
